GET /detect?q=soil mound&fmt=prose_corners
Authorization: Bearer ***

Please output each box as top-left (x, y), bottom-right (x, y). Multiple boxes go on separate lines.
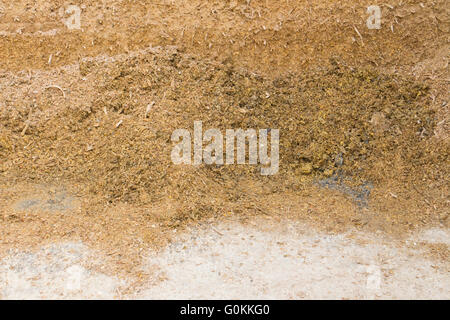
top-left (0, 47), bottom-right (447, 230)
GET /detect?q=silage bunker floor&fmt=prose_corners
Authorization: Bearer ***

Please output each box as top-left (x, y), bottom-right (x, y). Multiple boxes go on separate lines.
top-left (0, 0), bottom-right (448, 300)
top-left (0, 218), bottom-right (448, 300)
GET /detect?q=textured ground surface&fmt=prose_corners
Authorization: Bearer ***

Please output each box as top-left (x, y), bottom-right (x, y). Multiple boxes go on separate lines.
top-left (0, 219), bottom-right (448, 299)
top-left (0, 0), bottom-right (448, 299)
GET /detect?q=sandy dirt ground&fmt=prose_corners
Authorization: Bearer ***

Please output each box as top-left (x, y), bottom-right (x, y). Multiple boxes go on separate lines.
top-left (0, 1), bottom-right (448, 300)
top-left (0, 219), bottom-right (448, 300)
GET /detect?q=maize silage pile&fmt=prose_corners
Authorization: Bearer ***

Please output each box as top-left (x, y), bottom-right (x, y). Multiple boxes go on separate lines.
top-left (0, 47), bottom-right (447, 231)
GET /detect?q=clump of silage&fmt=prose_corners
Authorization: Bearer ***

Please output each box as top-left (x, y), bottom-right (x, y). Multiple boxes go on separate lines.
top-left (0, 48), bottom-right (446, 225)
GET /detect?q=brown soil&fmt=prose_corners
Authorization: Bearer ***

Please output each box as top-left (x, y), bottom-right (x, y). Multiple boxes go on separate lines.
top-left (0, 0), bottom-right (448, 278)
